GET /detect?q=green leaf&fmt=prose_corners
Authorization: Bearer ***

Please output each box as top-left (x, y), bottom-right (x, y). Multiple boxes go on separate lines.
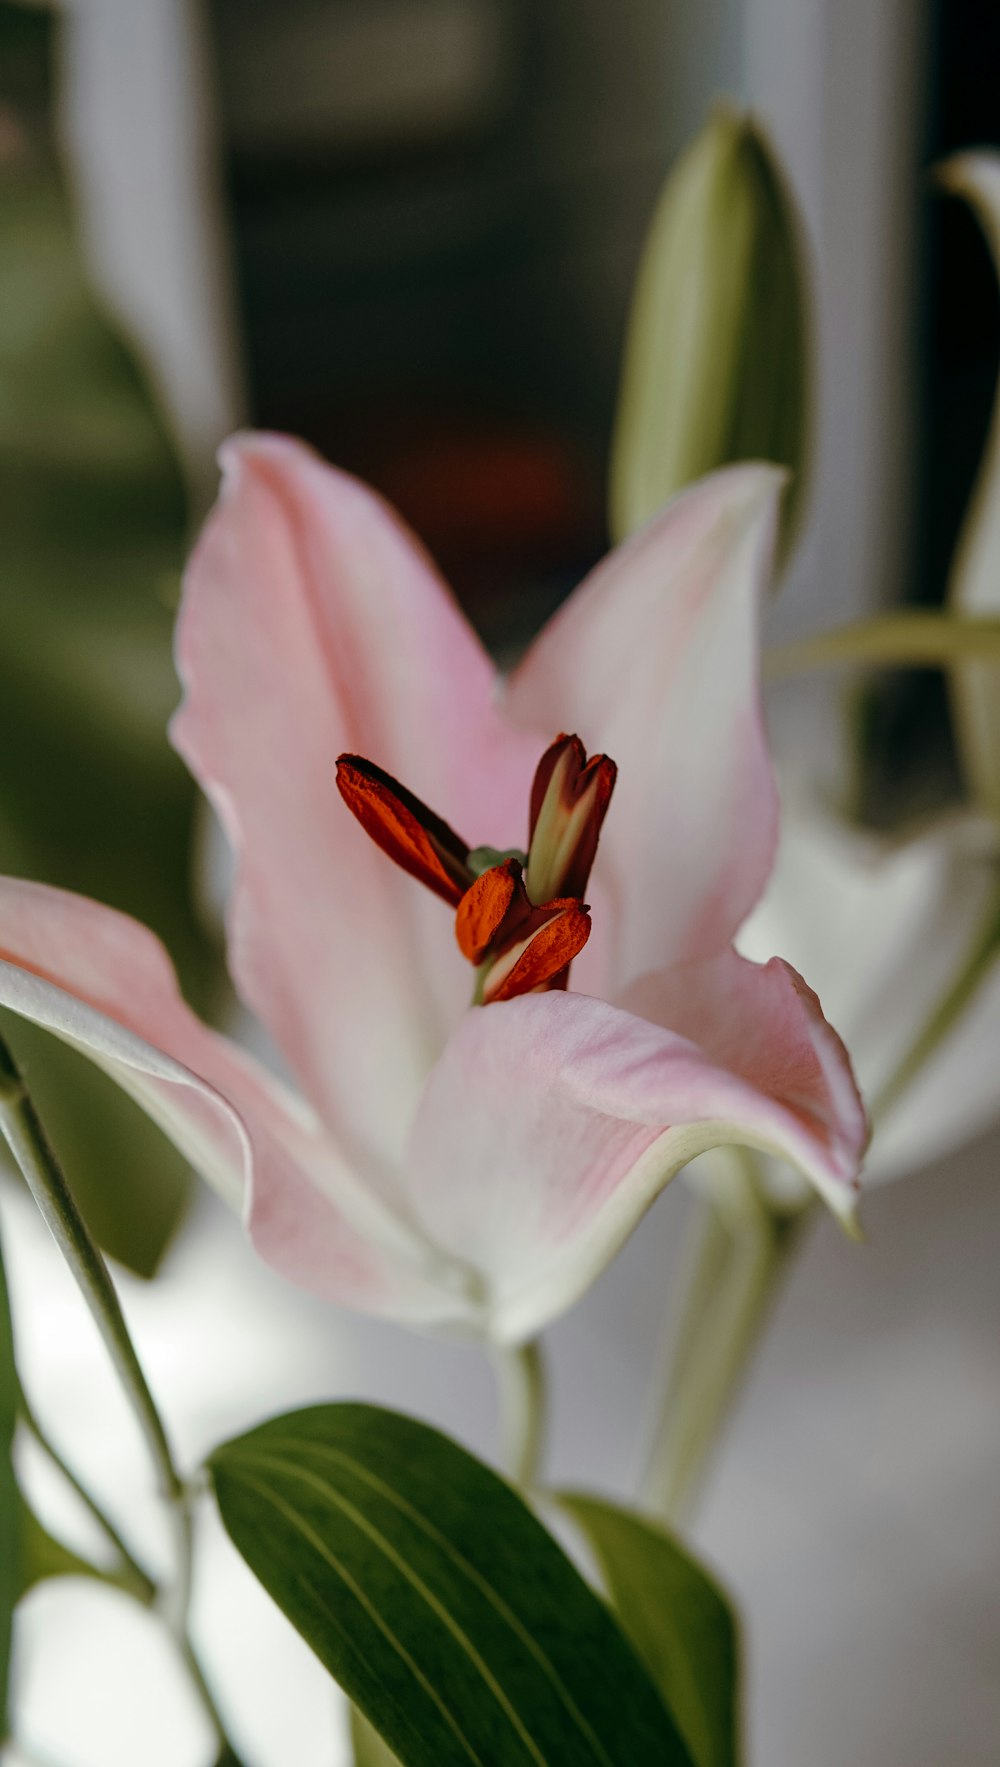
top-left (0, 0), bottom-right (223, 1274)
top-left (15, 1495), bottom-right (103, 1596)
top-left (559, 1497), bottom-right (740, 1767)
top-left (610, 103), bottom-right (808, 550)
top-left (0, 1224), bottom-right (17, 1741)
top-left (209, 1404), bottom-right (693, 1767)
top-left (351, 1704), bottom-right (403, 1767)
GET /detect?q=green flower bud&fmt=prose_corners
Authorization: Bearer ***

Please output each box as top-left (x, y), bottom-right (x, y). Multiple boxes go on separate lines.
top-left (939, 152), bottom-right (1000, 820)
top-left (609, 104), bottom-right (809, 553)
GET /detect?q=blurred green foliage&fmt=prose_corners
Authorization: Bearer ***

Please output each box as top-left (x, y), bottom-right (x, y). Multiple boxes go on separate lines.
top-left (0, 1), bottom-right (220, 1275)
top-left (14, 1491), bottom-right (103, 1596)
top-left (0, 1225), bottom-right (15, 1740)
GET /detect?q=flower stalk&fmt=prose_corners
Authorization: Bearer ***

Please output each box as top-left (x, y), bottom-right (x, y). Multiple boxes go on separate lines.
top-left (0, 1033), bottom-right (238, 1759)
top-left (493, 1339), bottom-right (547, 1490)
top-left (16, 1378), bottom-right (156, 1606)
top-left (641, 1152), bottom-right (811, 1526)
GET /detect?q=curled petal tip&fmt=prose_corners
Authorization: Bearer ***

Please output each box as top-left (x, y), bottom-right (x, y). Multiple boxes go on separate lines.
top-left (827, 1178), bottom-right (864, 1241)
top-left (841, 1206), bottom-right (865, 1244)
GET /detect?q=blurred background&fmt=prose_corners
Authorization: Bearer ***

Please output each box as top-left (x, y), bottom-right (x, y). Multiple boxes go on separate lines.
top-left (0, 1), bottom-right (998, 1763)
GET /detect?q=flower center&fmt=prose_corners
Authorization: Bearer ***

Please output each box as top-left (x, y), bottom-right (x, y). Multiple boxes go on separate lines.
top-left (336, 734), bottom-right (616, 1005)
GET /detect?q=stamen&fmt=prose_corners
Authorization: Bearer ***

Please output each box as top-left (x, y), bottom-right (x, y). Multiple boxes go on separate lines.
top-left (336, 734), bottom-right (613, 1006)
top-left (455, 859), bottom-right (521, 965)
top-left (525, 733), bottom-right (616, 904)
top-left (336, 755), bottom-right (473, 905)
top-left (483, 901), bottom-right (592, 1003)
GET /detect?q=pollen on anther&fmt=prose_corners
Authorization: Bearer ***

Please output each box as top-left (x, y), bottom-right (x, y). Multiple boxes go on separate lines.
top-left (455, 859), bottom-right (521, 964)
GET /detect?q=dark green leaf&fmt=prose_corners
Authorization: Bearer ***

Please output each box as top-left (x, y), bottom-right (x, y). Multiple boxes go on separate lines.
top-left (351, 1704), bottom-right (403, 1767)
top-left (560, 1496), bottom-right (740, 1767)
top-left (210, 1405), bottom-right (693, 1767)
top-left (0, 1224), bottom-right (17, 1740)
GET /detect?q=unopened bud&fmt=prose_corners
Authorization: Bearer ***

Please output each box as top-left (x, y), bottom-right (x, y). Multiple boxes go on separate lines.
top-left (609, 104), bottom-right (809, 554)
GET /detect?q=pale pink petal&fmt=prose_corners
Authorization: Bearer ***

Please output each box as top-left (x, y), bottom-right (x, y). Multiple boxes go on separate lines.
top-left (172, 432), bottom-right (538, 1184)
top-left (405, 964), bottom-right (866, 1343)
top-left (0, 879), bottom-right (466, 1324)
top-left (505, 466), bottom-right (784, 990)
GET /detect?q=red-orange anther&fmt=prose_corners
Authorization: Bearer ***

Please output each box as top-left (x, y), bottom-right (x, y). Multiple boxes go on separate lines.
top-left (336, 755), bottom-right (473, 906)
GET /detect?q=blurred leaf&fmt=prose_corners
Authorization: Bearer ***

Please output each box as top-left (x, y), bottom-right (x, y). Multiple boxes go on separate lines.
top-left (610, 104), bottom-right (808, 552)
top-left (0, 1225), bottom-right (15, 1740)
top-left (210, 1404), bottom-right (693, 1767)
top-left (15, 1494), bottom-right (102, 1596)
top-left (560, 1496), bottom-right (740, 1767)
top-left (351, 1705), bottom-right (403, 1767)
top-left (939, 153), bottom-right (1000, 817)
top-left (0, 1), bottom-right (222, 1273)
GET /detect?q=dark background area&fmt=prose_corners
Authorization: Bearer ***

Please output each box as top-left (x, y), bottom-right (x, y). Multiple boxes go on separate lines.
top-left (862, 0), bottom-right (1000, 820)
top-left (207, 0), bottom-right (677, 648)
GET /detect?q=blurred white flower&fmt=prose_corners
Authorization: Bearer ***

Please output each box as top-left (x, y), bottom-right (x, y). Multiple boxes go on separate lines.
top-left (734, 148), bottom-right (1000, 1203)
top-left (738, 795), bottom-right (1000, 1191)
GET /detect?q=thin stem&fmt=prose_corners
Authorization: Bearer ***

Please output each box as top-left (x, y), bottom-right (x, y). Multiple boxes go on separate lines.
top-left (17, 1379), bottom-right (156, 1605)
top-left (493, 1339), bottom-right (547, 1489)
top-left (765, 610), bottom-right (1000, 678)
top-left (0, 1034), bottom-right (238, 1759)
top-left (0, 1039), bottom-right (182, 1512)
top-left (871, 875), bottom-right (1000, 1124)
top-left (656, 1197), bottom-right (733, 1402)
top-left (641, 1159), bottom-right (810, 1527)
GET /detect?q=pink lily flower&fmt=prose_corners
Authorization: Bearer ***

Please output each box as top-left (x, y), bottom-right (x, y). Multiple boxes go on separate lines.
top-left (0, 435), bottom-right (866, 1343)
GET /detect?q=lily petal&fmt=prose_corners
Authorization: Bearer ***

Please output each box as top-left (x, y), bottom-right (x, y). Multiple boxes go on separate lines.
top-left (505, 465), bottom-right (784, 988)
top-left (0, 879), bottom-right (463, 1323)
top-left (172, 433), bottom-right (537, 1183)
top-left (405, 966), bottom-right (866, 1343)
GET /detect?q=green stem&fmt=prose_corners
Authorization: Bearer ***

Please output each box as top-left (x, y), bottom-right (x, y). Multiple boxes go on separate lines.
top-left (765, 610), bottom-right (1000, 678)
top-left (641, 1159), bottom-right (811, 1527)
top-left (0, 1040), bottom-right (182, 1513)
top-left (493, 1340), bottom-right (547, 1489)
top-left (17, 1379), bottom-right (156, 1605)
top-left (0, 1034), bottom-right (237, 1758)
top-left (871, 876), bottom-right (1000, 1124)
